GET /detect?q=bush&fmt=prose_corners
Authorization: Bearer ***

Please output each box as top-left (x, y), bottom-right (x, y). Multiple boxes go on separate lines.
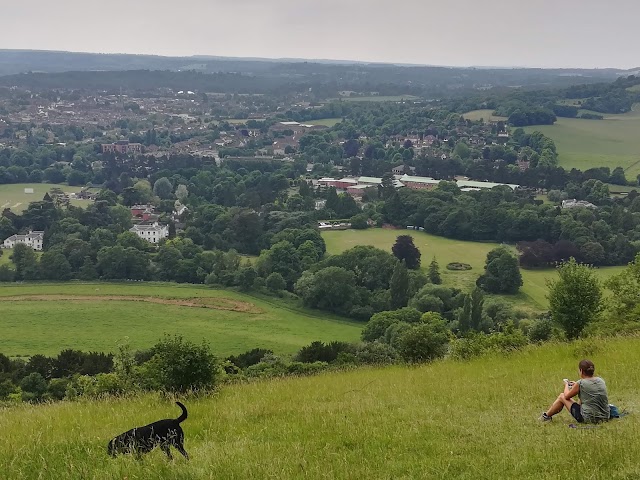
top-left (353, 341), bottom-right (400, 365)
top-left (528, 317), bottom-right (555, 342)
top-left (285, 361), bottom-right (329, 376)
top-left (449, 334), bottom-right (491, 360)
top-left (395, 317), bottom-right (450, 363)
top-left (47, 378), bottom-right (70, 400)
top-left (144, 335), bottom-right (218, 393)
top-left (446, 262), bottom-right (472, 271)
top-left (294, 341), bottom-right (355, 363)
top-left (19, 372), bottom-right (48, 402)
top-left (227, 348), bottom-right (273, 369)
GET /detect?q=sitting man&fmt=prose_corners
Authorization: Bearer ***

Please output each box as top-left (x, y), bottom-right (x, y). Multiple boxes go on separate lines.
top-left (540, 359), bottom-right (610, 423)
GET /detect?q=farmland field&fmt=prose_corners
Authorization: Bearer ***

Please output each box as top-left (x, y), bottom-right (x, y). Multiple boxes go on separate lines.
top-left (462, 109), bottom-right (508, 122)
top-left (1, 337), bottom-right (639, 479)
top-left (0, 283), bottom-right (362, 357)
top-left (0, 183), bottom-right (92, 213)
top-left (523, 104), bottom-right (640, 178)
top-left (322, 229), bottom-right (623, 310)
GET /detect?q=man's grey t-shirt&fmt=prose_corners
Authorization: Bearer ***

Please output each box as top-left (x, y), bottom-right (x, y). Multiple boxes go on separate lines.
top-left (578, 377), bottom-right (609, 422)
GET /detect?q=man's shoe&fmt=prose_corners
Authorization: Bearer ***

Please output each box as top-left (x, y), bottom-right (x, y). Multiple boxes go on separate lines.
top-left (539, 413), bottom-right (552, 422)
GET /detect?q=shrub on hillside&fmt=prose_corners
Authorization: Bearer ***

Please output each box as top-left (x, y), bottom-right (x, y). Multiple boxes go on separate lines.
top-left (353, 341), bottom-right (400, 365)
top-left (395, 316), bottom-right (450, 363)
top-left (19, 372), bottom-right (48, 402)
top-left (142, 335), bottom-right (218, 393)
top-left (294, 341), bottom-right (356, 363)
top-left (361, 308), bottom-right (422, 342)
top-left (227, 348), bottom-right (273, 369)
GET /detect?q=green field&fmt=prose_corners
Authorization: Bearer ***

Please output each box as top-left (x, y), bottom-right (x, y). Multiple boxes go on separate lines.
top-left (336, 95), bottom-right (420, 102)
top-left (0, 283), bottom-right (362, 357)
top-left (462, 109), bottom-right (508, 122)
top-left (0, 248), bottom-right (11, 265)
top-left (524, 104), bottom-right (640, 177)
top-left (0, 183), bottom-right (92, 213)
top-left (1, 337), bottom-right (638, 479)
top-left (322, 229), bottom-right (623, 310)
top-left (308, 118), bottom-right (342, 127)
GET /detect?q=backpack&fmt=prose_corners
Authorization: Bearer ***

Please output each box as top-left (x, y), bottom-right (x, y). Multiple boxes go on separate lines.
top-left (609, 404), bottom-right (620, 419)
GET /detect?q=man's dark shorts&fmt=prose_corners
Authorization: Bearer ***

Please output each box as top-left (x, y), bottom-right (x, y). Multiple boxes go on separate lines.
top-left (570, 403), bottom-right (584, 423)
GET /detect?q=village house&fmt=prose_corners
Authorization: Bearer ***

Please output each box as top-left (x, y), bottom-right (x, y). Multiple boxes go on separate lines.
top-left (130, 204), bottom-right (156, 222)
top-left (562, 199), bottom-right (597, 209)
top-left (129, 223), bottom-right (169, 244)
top-left (101, 140), bottom-right (143, 155)
top-left (2, 231), bottom-right (45, 251)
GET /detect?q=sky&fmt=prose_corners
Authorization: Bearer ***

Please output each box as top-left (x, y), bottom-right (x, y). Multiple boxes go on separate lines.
top-left (1, 0), bottom-right (638, 69)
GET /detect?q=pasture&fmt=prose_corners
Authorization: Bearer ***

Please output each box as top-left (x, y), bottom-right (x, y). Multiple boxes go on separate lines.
top-left (523, 104), bottom-right (640, 178)
top-left (1, 337), bottom-right (638, 479)
top-left (0, 283), bottom-right (362, 357)
top-left (0, 183), bottom-right (91, 213)
top-left (322, 229), bottom-right (623, 310)
top-left (0, 248), bottom-right (11, 265)
top-left (462, 109), bottom-right (508, 122)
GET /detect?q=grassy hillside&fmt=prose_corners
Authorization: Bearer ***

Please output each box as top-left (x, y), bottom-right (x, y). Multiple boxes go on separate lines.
top-left (322, 229), bottom-right (622, 310)
top-left (1, 337), bottom-right (638, 479)
top-left (0, 283), bottom-right (362, 357)
top-left (0, 183), bottom-right (92, 212)
top-left (523, 104), bottom-right (640, 177)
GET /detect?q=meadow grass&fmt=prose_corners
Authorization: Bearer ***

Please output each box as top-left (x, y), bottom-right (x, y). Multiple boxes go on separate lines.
top-left (1, 337), bottom-right (638, 479)
top-left (0, 283), bottom-right (362, 357)
top-left (523, 104), bottom-right (640, 177)
top-left (322, 229), bottom-right (623, 311)
top-left (0, 248), bottom-right (11, 266)
top-left (462, 109), bottom-right (508, 122)
top-left (0, 183), bottom-right (91, 212)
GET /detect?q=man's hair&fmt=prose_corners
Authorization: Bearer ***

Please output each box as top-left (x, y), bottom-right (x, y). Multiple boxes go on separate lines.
top-left (579, 359), bottom-right (595, 376)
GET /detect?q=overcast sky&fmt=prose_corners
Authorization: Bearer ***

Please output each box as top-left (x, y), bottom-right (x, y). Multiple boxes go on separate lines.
top-left (1, 0), bottom-right (637, 69)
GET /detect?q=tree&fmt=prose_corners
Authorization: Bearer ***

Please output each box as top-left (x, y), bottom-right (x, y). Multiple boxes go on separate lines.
top-left (427, 257), bottom-right (442, 284)
top-left (153, 177), bottom-right (173, 200)
top-left (390, 261), bottom-right (410, 309)
top-left (476, 248), bottom-right (523, 294)
top-left (470, 287), bottom-right (484, 331)
top-left (78, 256), bottom-right (98, 280)
top-left (175, 184), bottom-right (189, 202)
top-left (294, 267), bottom-right (357, 314)
top-left (39, 250), bottom-right (72, 280)
top-left (392, 235), bottom-right (421, 269)
top-left (19, 372), bottom-right (48, 402)
top-left (10, 243), bottom-right (39, 281)
top-left (265, 272), bottom-right (286, 292)
top-left (236, 266), bottom-right (257, 291)
top-left (547, 259), bottom-right (603, 340)
top-left (458, 294), bottom-right (472, 334)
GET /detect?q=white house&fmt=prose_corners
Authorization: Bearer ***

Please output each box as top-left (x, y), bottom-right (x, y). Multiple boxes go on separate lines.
top-left (129, 223), bottom-right (169, 244)
top-left (2, 231), bottom-right (45, 251)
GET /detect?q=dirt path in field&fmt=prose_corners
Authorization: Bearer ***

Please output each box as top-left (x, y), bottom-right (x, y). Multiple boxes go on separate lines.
top-left (0, 295), bottom-right (264, 314)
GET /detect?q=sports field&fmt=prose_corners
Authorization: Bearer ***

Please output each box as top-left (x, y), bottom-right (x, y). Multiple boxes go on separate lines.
top-left (308, 118), bottom-right (342, 127)
top-left (1, 337), bottom-right (638, 479)
top-left (0, 183), bottom-right (92, 213)
top-left (462, 109), bottom-right (508, 122)
top-left (0, 283), bottom-right (362, 357)
top-left (322, 229), bottom-right (622, 310)
top-left (524, 104), bottom-right (640, 178)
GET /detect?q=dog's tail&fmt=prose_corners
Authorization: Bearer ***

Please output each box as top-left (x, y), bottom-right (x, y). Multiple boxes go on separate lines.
top-left (175, 401), bottom-right (188, 423)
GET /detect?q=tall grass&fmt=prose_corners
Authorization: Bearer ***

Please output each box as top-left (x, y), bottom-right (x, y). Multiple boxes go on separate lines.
top-left (1, 337), bottom-right (638, 479)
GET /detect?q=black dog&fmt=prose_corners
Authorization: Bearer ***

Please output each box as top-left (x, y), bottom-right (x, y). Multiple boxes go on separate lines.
top-left (107, 402), bottom-right (189, 460)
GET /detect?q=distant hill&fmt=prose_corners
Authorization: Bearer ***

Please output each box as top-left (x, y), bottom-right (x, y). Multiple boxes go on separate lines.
top-left (0, 49), bottom-right (634, 96)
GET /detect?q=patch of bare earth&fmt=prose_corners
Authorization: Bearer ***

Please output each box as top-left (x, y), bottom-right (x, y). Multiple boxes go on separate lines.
top-left (0, 295), bottom-right (263, 314)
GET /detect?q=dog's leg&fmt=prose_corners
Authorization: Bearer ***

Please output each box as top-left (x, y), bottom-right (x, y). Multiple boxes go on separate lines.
top-left (161, 444), bottom-right (174, 460)
top-left (175, 443), bottom-right (189, 460)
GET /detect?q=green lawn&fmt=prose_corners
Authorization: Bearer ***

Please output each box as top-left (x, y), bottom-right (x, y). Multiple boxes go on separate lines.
top-left (0, 183), bottom-right (92, 213)
top-left (524, 104), bottom-right (640, 178)
top-left (0, 283), bottom-right (362, 357)
top-left (1, 337), bottom-right (638, 479)
top-left (0, 248), bottom-right (11, 265)
top-left (322, 229), bottom-right (623, 311)
top-left (308, 118), bottom-right (342, 127)
top-left (462, 109), bottom-right (508, 122)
